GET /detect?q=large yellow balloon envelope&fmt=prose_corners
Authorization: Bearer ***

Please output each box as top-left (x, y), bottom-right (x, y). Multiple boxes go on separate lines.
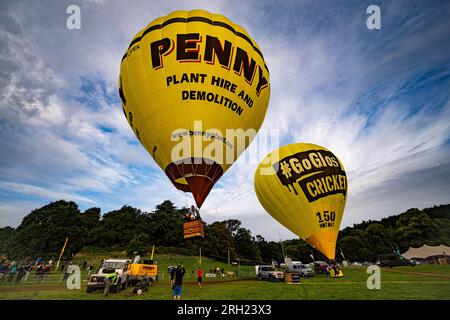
top-left (254, 143), bottom-right (348, 259)
top-left (119, 10), bottom-right (270, 208)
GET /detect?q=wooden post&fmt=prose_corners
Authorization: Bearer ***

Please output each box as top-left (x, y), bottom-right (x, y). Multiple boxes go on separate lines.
top-left (150, 245), bottom-right (155, 261)
top-left (56, 237), bottom-right (68, 270)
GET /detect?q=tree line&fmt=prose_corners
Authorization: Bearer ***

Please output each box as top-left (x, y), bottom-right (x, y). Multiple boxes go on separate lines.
top-left (0, 200), bottom-right (449, 263)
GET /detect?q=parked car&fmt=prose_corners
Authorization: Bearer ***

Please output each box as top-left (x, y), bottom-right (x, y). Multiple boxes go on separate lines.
top-left (255, 265), bottom-right (284, 281)
top-left (313, 261), bottom-right (330, 274)
top-left (286, 262), bottom-right (314, 278)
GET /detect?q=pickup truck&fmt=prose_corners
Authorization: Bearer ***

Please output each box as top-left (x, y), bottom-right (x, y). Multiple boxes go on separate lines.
top-left (255, 265), bottom-right (284, 281)
top-left (86, 259), bottom-right (131, 293)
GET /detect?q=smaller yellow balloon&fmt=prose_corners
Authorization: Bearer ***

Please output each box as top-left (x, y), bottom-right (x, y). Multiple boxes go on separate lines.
top-left (254, 143), bottom-right (348, 259)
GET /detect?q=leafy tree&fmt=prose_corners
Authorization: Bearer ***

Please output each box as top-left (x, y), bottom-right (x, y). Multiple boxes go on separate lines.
top-left (6, 200), bottom-right (84, 259)
top-left (147, 201), bottom-right (184, 247)
top-left (90, 205), bottom-right (147, 249)
top-left (394, 209), bottom-right (441, 250)
top-left (0, 227), bottom-right (14, 254)
top-left (256, 235), bottom-right (283, 263)
top-left (282, 239), bottom-right (325, 262)
top-left (202, 222), bottom-right (235, 259)
top-left (81, 207), bottom-right (101, 246)
top-left (424, 205), bottom-right (450, 220)
top-left (127, 233), bottom-right (151, 257)
top-left (1, 199), bottom-right (449, 263)
top-left (338, 235), bottom-right (373, 262)
top-left (233, 227), bottom-right (261, 261)
top-left (433, 219), bottom-right (450, 246)
top-left (224, 219), bottom-right (242, 237)
top-left (81, 207), bottom-right (101, 230)
top-left (362, 223), bottom-right (394, 260)
top-left (155, 200), bottom-right (177, 213)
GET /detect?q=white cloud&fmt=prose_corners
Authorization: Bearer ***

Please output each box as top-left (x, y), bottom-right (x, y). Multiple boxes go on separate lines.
top-left (0, 201), bottom-right (44, 227)
top-left (0, 181), bottom-right (95, 205)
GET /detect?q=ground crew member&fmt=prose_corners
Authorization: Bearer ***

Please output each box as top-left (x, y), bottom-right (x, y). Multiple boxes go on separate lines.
top-left (197, 267), bottom-right (203, 289)
top-left (62, 261), bottom-right (73, 282)
top-left (103, 272), bottom-right (117, 297)
top-left (87, 264), bottom-right (94, 279)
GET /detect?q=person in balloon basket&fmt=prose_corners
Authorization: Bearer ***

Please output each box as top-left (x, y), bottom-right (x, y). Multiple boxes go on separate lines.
top-left (185, 205), bottom-right (201, 221)
top-left (171, 263), bottom-right (186, 300)
top-left (183, 208), bottom-right (193, 221)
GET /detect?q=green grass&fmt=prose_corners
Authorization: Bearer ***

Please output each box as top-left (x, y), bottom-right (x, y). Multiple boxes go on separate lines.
top-left (1, 252), bottom-right (449, 300)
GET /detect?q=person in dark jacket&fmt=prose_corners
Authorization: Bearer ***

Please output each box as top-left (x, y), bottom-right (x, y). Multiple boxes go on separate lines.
top-left (62, 261), bottom-right (73, 282)
top-left (171, 263), bottom-right (186, 300)
top-left (15, 266), bottom-right (26, 283)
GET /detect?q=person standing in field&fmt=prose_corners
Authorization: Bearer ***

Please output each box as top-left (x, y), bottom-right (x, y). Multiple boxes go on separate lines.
top-left (326, 264), bottom-right (331, 277)
top-left (169, 266), bottom-right (175, 285)
top-left (62, 261), bottom-right (73, 282)
top-left (15, 265), bottom-right (26, 283)
top-left (7, 262), bottom-right (17, 282)
top-left (22, 263), bottom-right (31, 282)
top-left (172, 263), bottom-right (185, 300)
top-left (103, 271), bottom-right (117, 297)
top-left (87, 264), bottom-right (94, 279)
top-left (197, 267), bottom-right (203, 289)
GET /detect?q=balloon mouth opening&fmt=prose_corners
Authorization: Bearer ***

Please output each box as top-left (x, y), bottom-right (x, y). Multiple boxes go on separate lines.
top-left (165, 158), bottom-right (223, 207)
top-left (306, 230), bottom-right (338, 260)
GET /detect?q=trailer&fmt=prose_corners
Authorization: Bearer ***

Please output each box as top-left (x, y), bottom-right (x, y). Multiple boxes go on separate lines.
top-left (127, 262), bottom-right (158, 285)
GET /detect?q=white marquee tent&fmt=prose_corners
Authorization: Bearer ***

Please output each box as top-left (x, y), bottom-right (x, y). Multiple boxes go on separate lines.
top-left (402, 244), bottom-right (449, 259)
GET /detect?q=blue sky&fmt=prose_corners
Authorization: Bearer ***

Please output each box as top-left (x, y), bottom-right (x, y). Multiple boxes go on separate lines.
top-left (0, 0), bottom-right (449, 240)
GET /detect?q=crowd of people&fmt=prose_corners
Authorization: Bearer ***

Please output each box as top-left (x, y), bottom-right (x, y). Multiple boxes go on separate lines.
top-left (209, 267), bottom-right (225, 275)
top-left (0, 257), bottom-right (95, 283)
top-left (0, 258), bottom-right (52, 283)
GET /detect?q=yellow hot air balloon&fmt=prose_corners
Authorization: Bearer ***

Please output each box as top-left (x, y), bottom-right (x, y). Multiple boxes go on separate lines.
top-left (119, 10), bottom-right (270, 208)
top-left (254, 143), bottom-right (347, 260)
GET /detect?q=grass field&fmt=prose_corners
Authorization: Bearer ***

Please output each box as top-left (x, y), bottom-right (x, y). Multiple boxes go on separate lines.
top-left (1, 252), bottom-right (449, 300)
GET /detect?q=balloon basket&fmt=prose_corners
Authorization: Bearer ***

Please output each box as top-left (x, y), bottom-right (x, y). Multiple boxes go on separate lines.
top-left (183, 220), bottom-right (205, 239)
